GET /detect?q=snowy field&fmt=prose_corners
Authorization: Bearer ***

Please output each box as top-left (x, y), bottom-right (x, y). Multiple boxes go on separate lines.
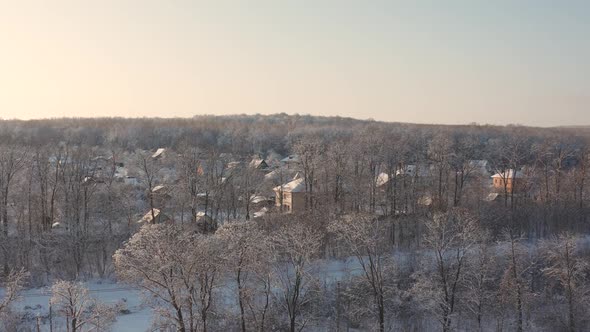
top-left (1, 248), bottom-right (426, 329)
top-left (2, 251), bottom-right (423, 331)
top-left (2, 258), bottom-right (366, 331)
top-left (6, 281), bottom-right (152, 331)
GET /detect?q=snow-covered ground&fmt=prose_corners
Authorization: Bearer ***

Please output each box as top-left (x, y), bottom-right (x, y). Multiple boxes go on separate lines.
top-left (2, 251), bottom-right (422, 331)
top-left (7, 281), bottom-right (152, 331)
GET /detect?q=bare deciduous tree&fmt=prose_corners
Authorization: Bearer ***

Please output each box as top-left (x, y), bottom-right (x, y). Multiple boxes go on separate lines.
top-left (0, 268), bottom-right (28, 318)
top-left (272, 217), bottom-right (323, 332)
top-left (329, 214), bottom-right (395, 332)
top-left (498, 229), bottom-right (535, 332)
top-left (413, 208), bottom-right (480, 332)
top-left (50, 280), bottom-right (115, 332)
top-left (540, 233), bottom-right (589, 332)
top-left (464, 230), bottom-right (495, 331)
top-left (114, 224), bottom-right (223, 332)
top-left (217, 221), bottom-right (274, 332)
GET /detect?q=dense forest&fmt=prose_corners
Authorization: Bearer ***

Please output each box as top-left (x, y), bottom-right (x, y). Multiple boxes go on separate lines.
top-left (1, 114), bottom-right (590, 331)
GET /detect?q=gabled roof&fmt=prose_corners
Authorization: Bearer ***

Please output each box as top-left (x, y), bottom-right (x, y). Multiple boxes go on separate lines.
top-left (196, 211), bottom-right (214, 222)
top-left (264, 169), bottom-right (280, 181)
top-left (152, 148), bottom-right (166, 159)
top-left (264, 168), bottom-right (297, 182)
top-left (396, 164), bottom-right (430, 177)
top-left (273, 178), bottom-right (305, 193)
top-left (485, 193), bottom-right (499, 201)
top-left (226, 161), bottom-right (242, 170)
top-left (152, 185), bottom-right (166, 193)
top-left (249, 158), bottom-right (269, 169)
top-left (491, 169), bottom-right (524, 179)
top-left (376, 172), bottom-right (390, 187)
top-left (137, 209), bottom-right (161, 224)
top-left (418, 195), bottom-right (433, 206)
top-left (250, 195), bottom-right (269, 204)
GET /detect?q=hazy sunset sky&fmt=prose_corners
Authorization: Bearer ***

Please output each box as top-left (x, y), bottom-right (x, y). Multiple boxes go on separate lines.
top-left (0, 0), bottom-right (588, 126)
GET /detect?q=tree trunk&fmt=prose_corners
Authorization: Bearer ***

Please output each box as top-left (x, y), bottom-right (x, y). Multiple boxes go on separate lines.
top-left (237, 267), bottom-right (247, 332)
top-left (378, 292), bottom-right (385, 332)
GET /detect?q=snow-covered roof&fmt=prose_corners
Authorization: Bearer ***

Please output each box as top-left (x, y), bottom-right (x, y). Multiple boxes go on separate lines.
top-left (226, 161), bottom-right (242, 169)
top-left (485, 193), bottom-right (499, 201)
top-left (281, 155), bottom-right (300, 163)
top-left (396, 164), bottom-right (430, 177)
top-left (250, 195), bottom-right (268, 204)
top-left (152, 185), bottom-right (166, 193)
top-left (195, 211), bottom-right (213, 222)
top-left (418, 195), bottom-right (433, 206)
top-left (137, 209), bottom-right (161, 224)
top-left (376, 172), bottom-right (390, 187)
top-left (264, 168), bottom-right (296, 182)
top-left (273, 178), bottom-right (305, 193)
top-left (152, 148), bottom-right (166, 159)
top-left (264, 169), bottom-right (279, 181)
top-left (249, 158), bottom-right (268, 169)
top-left (491, 169), bottom-right (523, 179)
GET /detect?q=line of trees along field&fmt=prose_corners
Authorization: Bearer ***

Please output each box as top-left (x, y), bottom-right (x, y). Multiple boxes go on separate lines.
top-left (1, 114), bottom-right (590, 331)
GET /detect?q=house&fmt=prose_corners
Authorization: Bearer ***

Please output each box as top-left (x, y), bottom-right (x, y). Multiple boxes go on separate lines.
top-left (418, 194), bottom-right (433, 206)
top-left (376, 172), bottom-right (391, 189)
top-left (152, 184), bottom-right (166, 194)
top-left (249, 195), bottom-right (273, 214)
top-left (280, 155), bottom-right (300, 169)
top-left (137, 209), bottom-right (170, 224)
top-left (377, 166), bottom-right (431, 189)
top-left (396, 164), bottom-right (431, 178)
top-left (82, 176), bottom-right (104, 185)
top-left (491, 169), bottom-right (524, 193)
top-left (264, 168), bottom-right (297, 183)
top-left (49, 155), bottom-right (72, 166)
top-left (226, 161), bottom-right (243, 170)
top-left (273, 175), bottom-right (305, 213)
top-left (114, 164), bottom-right (128, 179)
top-left (152, 148), bottom-right (166, 159)
top-left (249, 158), bottom-right (269, 170)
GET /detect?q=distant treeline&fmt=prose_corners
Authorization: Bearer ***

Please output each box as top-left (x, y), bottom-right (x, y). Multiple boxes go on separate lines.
top-left (1, 114), bottom-right (588, 155)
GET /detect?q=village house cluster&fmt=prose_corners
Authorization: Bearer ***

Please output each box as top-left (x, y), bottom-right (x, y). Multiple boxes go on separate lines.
top-left (48, 145), bottom-right (574, 234)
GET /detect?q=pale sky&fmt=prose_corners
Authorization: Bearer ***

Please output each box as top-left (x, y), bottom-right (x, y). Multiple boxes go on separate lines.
top-left (0, 0), bottom-right (588, 126)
